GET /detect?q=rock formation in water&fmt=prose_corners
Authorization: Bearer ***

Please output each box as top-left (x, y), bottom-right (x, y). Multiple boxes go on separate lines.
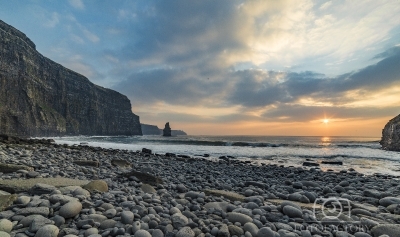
top-left (163, 122), bottom-right (172, 137)
top-left (141, 124), bottom-right (161, 135)
top-left (141, 123), bottom-right (187, 136)
top-left (380, 114), bottom-right (400, 151)
top-left (171, 130), bottom-right (187, 136)
top-left (0, 20), bottom-right (142, 136)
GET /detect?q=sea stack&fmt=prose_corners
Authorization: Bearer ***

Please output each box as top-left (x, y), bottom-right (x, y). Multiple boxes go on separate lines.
top-left (163, 122), bottom-right (172, 136)
top-left (380, 114), bottom-right (400, 151)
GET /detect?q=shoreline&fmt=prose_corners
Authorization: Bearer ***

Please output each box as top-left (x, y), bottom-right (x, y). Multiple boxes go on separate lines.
top-left (51, 136), bottom-right (400, 178)
top-left (0, 135), bottom-right (400, 236)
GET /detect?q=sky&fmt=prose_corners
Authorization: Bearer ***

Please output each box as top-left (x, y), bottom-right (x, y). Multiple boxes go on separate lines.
top-left (1, 0), bottom-right (400, 136)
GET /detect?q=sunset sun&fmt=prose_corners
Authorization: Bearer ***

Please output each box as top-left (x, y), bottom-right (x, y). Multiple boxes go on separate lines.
top-left (323, 119), bottom-right (329, 124)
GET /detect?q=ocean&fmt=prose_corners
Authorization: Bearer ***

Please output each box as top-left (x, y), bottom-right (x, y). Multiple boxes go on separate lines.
top-left (50, 135), bottom-right (400, 176)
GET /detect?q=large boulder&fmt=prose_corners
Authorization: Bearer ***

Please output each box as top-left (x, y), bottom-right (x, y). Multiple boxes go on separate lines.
top-left (380, 114), bottom-right (400, 151)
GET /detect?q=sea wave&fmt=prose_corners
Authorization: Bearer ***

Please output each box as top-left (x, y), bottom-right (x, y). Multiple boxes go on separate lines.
top-left (132, 138), bottom-right (380, 149)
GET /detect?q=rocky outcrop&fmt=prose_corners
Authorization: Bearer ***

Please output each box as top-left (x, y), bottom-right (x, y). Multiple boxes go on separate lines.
top-left (141, 124), bottom-right (161, 135)
top-left (163, 122), bottom-right (172, 137)
top-left (0, 20), bottom-right (142, 136)
top-left (172, 130), bottom-right (187, 136)
top-left (380, 114), bottom-right (400, 151)
top-left (141, 123), bottom-right (187, 136)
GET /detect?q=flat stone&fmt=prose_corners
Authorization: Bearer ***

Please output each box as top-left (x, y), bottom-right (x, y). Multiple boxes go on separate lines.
top-left (204, 190), bottom-right (245, 202)
top-left (0, 163), bottom-right (33, 173)
top-left (111, 159), bottom-right (131, 168)
top-left (72, 160), bottom-right (99, 167)
top-left (0, 178), bottom-right (89, 193)
top-left (30, 183), bottom-right (57, 195)
top-left (16, 207), bottom-right (49, 216)
top-left (82, 180), bottom-right (108, 193)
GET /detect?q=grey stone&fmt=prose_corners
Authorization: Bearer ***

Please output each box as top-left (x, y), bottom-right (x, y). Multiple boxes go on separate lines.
top-left (282, 205), bottom-right (303, 218)
top-left (84, 228), bottom-right (98, 237)
top-left (0, 231), bottom-right (10, 237)
top-left (121, 211), bottom-right (134, 224)
top-left (371, 224), bottom-right (400, 237)
top-left (217, 224), bottom-right (230, 237)
top-left (0, 219), bottom-right (12, 233)
top-left (99, 219), bottom-right (116, 230)
top-left (151, 229), bottom-right (164, 237)
top-left (171, 213), bottom-right (189, 228)
top-left (176, 227), bottom-right (195, 237)
top-left (379, 197), bottom-right (400, 207)
top-left (34, 225), bottom-right (59, 237)
top-left (29, 217), bottom-right (52, 232)
top-left (16, 207), bottom-right (49, 216)
top-left (257, 227), bottom-right (275, 237)
top-left (134, 230), bottom-right (151, 237)
top-left (227, 212), bottom-right (252, 225)
top-left (204, 202), bottom-right (229, 212)
top-left (30, 183), bottom-right (57, 195)
top-left (16, 196), bottom-right (31, 205)
top-left (228, 225), bottom-right (244, 236)
top-left (59, 201), bottom-right (82, 219)
top-left (243, 222), bottom-right (259, 237)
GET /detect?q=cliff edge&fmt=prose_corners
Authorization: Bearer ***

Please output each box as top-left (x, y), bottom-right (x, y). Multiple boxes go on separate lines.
top-left (380, 114), bottom-right (400, 151)
top-left (0, 20), bottom-right (142, 136)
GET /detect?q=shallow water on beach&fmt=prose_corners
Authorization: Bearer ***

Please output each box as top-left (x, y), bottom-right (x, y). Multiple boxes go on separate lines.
top-left (50, 135), bottom-right (400, 176)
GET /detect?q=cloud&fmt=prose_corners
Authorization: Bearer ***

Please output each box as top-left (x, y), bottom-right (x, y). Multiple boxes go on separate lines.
top-left (69, 0), bottom-right (85, 10)
top-left (228, 46), bottom-right (400, 108)
top-left (113, 45), bottom-right (400, 124)
top-left (82, 28), bottom-right (100, 43)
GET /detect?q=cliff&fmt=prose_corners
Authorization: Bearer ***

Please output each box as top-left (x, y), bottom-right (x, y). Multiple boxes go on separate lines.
top-left (0, 20), bottom-right (142, 136)
top-left (171, 130), bottom-right (187, 136)
top-left (141, 124), bottom-right (161, 135)
top-left (380, 114), bottom-right (400, 151)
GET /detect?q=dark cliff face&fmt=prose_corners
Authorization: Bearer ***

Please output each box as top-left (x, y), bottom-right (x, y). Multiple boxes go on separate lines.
top-left (0, 20), bottom-right (142, 136)
top-left (380, 114), bottom-right (400, 151)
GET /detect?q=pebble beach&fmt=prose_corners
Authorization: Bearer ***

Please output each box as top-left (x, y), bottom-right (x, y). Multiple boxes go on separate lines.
top-left (0, 136), bottom-right (400, 237)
